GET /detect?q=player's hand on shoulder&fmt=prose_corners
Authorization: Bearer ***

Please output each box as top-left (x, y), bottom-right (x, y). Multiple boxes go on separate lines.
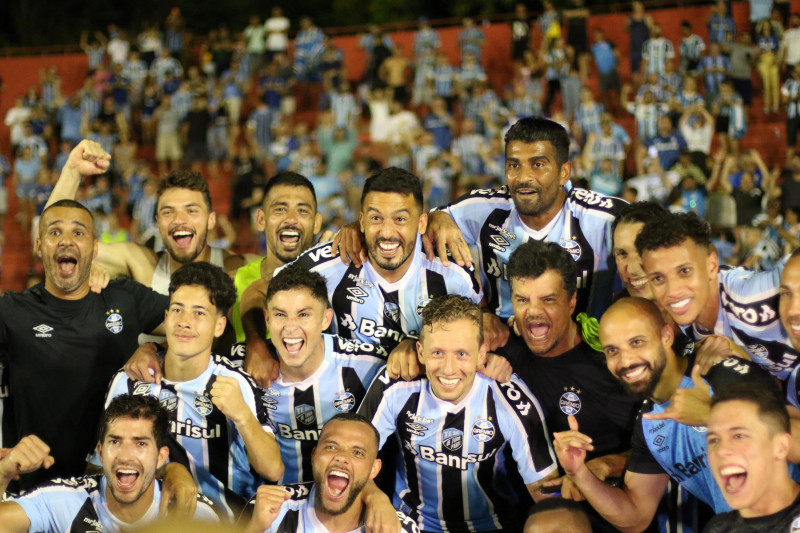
top-left (387, 338), bottom-right (422, 381)
top-left (481, 311), bottom-right (509, 351)
top-left (331, 221), bottom-right (367, 267)
top-left (246, 485), bottom-right (291, 533)
top-left (422, 211), bottom-right (472, 268)
top-left (245, 338), bottom-right (280, 388)
top-left (0, 435), bottom-right (54, 482)
top-left (693, 335), bottom-right (747, 375)
top-left (210, 376), bottom-right (249, 424)
top-left (158, 462), bottom-right (198, 518)
top-left (124, 343), bottom-right (162, 383)
top-left (479, 353), bottom-right (513, 382)
top-left (89, 263), bottom-right (111, 294)
top-left (364, 490), bottom-right (402, 533)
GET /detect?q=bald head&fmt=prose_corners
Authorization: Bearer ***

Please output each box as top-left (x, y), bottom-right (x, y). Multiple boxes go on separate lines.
top-left (600, 297), bottom-right (665, 337)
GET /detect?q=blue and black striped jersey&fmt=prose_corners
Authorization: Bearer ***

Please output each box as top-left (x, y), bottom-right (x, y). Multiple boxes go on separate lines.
top-left (283, 241), bottom-right (481, 356)
top-left (359, 370), bottom-right (556, 533)
top-left (442, 184), bottom-right (624, 319)
top-left (96, 354), bottom-right (272, 517)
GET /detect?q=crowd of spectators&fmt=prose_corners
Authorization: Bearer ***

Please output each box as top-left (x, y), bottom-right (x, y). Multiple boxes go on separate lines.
top-left (3, 0), bottom-right (800, 275)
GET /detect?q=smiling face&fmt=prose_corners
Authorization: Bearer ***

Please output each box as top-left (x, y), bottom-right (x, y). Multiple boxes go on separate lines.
top-left (511, 271), bottom-right (576, 358)
top-left (614, 222), bottom-right (654, 300)
top-left (258, 185), bottom-right (321, 265)
top-left (359, 192), bottom-right (426, 281)
top-left (641, 240), bottom-right (719, 328)
top-left (265, 287), bottom-right (333, 381)
top-left (779, 256), bottom-right (800, 350)
top-left (36, 206), bottom-right (98, 299)
top-left (312, 418), bottom-right (381, 517)
top-left (165, 284), bottom-right (226, 362)
top-left (417, 318), bottom-right (486, 404)
top-left (707, 400), bottom-right (792, 517)
top-left (505, 140), bottom-right (569, 226)
top-left (599, 305), bottom-right (671, 398)
top-left (99, 416), bottom-right (168, 511)
top-left (156, 188), bottom-right (215, 265)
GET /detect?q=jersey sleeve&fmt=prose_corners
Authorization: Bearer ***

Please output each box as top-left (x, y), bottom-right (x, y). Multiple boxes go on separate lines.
top-left (121, 279), bottom-right (170, 333)
top-left (397, 510), bottom-right (422, 533)
top-left (357, 367), bottom-right (399, 449)
top-left (440, 187), bottom-right (510, 245)
top-left (626, 413), bottom-right (665, 475)
top-left (14, 482), bottom-right (92, 531)
top-left (493, 377), bottom-right (557, 484)
top-left (705, 356), bottom-right (780, 393)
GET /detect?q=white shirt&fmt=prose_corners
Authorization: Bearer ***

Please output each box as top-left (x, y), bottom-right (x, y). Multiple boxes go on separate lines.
top-left (783, 28), bottom-right (800, 65)
top-left (264, 16), bottom-right (290, 51)
top-left (680, 120), bottom-right (713, 154)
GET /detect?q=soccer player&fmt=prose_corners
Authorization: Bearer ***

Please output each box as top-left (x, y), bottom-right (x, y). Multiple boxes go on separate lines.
top-left (552, 297), bottom-right (780, 531)
top-left (97, 262), bottom-right (283, 517)
top-left (704, 382), bottom-right (800, 531)
top-left (0, 186), bottom-right (170, 490)
top-left (245, 414), bottom-right (419, 533)
top-left (636, 211), bottom-right (798, 379)
top-left (778, 251), bottom-right (800, 406)
top-left (230, 172), bottom-right (322, 343)
top-left (243, 264), bottom-right (386, 484)
top-left (611, 201), bottom-right (670, 301)
top-left (495, 243), bottom-right (641, 503)
top-left (48, 142), bottom-right (251, 290)
top-left (339, 117), bottom-right (624, 347)
top-left (358, 295), bottom-right (557, 532)
top-left (241, 167), bottom-right (481, 359)
top-left (0, 395), bottom-right (218, 531)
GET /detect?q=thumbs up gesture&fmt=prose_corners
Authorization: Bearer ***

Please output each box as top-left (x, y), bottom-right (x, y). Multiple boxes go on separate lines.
top-left (642, 364), bottom-right (711, 427)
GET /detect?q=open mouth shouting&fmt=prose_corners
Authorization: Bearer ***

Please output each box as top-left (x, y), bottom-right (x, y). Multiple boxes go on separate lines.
top-left (114, 464), bottom-right (141, 493)
top-left (282, 336), bottom-right (304, 356)
top-left (277, 227), bottom-right (302, 250)
top-left (325, 468), bottom-right (351, 499)
top-left (170, 228), bottom-right (195, 250)
top-left (55, 252), bottom-right (79, 277)
top-left (525, 319), bottom-right (550, 341)
top-left (718, 464), bottom-right (747, 494)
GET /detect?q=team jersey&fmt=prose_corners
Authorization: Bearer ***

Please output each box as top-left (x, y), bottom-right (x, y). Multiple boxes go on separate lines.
top-left (704, 492), bottom-right (800, 533)
top-left (358, 370), bottom-right (557, 532)
top-left (284, 240), bottom-right (481, 356)
top-left (229, 334), bottom-right (386, 484)
top-left (96, 354), bottom-right (273, 517)
top-left (442, 184), bottom-right (623, 319)
top-left (629, 357), bottom-right (779, 513)
top-left (13, 475), bottom-right (218, 532)
top-left (246, 483), bottom-right (420, 533)
top-left (685, 263), bottom-right (799, 379)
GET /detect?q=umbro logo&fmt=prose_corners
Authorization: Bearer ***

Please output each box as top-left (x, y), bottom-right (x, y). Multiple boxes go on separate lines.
top-left (346, 286), bottom-right (368, 304)
top-left (347, 287), bottom-right (368, 298)
top-left (33, 324), bottom-right (53, 338)
top-left (490, 234), bottom-right (509, 247)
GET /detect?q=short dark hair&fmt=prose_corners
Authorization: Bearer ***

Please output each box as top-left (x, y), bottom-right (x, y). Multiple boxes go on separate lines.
top-left (263, 172), bottom-right (317, 209)
top-left (158, 170), bottom-right (213, 211)
top-left (99, 394), bottom-right (170, 449)
top-left (40, 199), bottom-right (96, 237)
top-left (504, 117), bottom-right (570, 166)
top-left (507, 241), bottom-right (577, 296)
top-left (360, 167), bottom-right (423, 210)
top-left (635, 211), bottom-right (712, 257)
top-left (168, 262), bottom-right (237, 316)
top-left (611, 201), bottom-right (670, 236)
top-left (528, 497), bottom-right (589, 518)
top-left (266, 264), bottom-right (330, 308)
top-left (420, 294), bottom-right (484, 347)
top-left (711, 382), bottom-right (790, 435)
top-left (321, 412), bottom-right (380, 451)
